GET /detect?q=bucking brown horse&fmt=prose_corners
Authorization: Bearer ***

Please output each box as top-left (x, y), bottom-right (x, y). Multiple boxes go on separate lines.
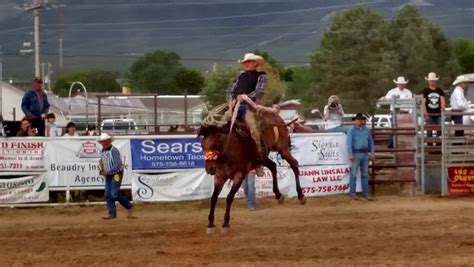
top-left (198, 110), bottom-right (306, 233)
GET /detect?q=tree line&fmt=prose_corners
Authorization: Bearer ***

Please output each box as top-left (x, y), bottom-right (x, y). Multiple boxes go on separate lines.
top-left (53, 6), bottom-right (474, 114)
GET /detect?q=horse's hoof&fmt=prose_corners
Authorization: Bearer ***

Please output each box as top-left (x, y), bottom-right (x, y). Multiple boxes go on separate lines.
top-left (299, 195), bottom-right (307, 205)
top-left (277, 195), bottom-right (285, 204)
top-left (206, 227), bottom-right (214, 235)
top-left (221, 227), bottom-right (230, 234)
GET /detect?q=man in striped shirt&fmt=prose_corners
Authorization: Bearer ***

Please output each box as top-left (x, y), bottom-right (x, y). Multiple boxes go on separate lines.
top-left (98, 133), bottom-right (134, 220)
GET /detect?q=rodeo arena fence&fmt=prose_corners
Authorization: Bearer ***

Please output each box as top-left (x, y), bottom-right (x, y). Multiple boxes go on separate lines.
top-left (1, 97), bottom-right (473, 207)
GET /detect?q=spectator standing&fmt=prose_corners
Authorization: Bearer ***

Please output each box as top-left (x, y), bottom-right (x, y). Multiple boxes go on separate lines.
top-left (63, 122), bottom-right (79, 137)
top-left (323, 95), bottom-right (346, 132)
top-left (242, 170), bottom-right (257, 211)
top-left (346, 113), bottom-right (375, 201)
top-left (422, 72), bottom-right (446, 140)
top-left (21, 78), bottom-right (50, 136)
top-left (98, 133), bottom-right (134, 220)
top-left (16, 118), bottom-right (36, 137)
top-left (450, 75), bottom-right (470, 137)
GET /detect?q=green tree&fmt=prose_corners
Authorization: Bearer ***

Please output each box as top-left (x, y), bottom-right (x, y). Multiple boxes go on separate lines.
top-left (201, 66), bottom-right (240, 109)
top-left (174, 68), bottom-right (205, 94)
top-left (53, 69), bottom-right (121, 96)
top-left (252, 49), bottom-right (286, 81)
top-left (284, 66), bottom-right (313, 100)
top-left (453, 39), bottom-right (474, 74)
top-left (302, 7), bottom-right (396, 114)
top-left (128, 50), bottom-right (205, 94)
top-left (389, 6), bottom-right (460, 92)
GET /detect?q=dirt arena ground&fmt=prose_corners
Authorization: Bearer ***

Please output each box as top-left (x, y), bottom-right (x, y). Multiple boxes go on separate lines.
top-left (2, 196), bottom-right (474, 266)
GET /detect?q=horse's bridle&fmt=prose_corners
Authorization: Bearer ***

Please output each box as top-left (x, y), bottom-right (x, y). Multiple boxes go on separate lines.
top-left (204, 150), bottom-right (219, 161)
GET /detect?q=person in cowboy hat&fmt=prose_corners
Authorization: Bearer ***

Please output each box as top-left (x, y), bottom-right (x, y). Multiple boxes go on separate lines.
top-left (226, 52), bottom-right (267, 176)
top-left (422, 72), bottom-right (446, 141)
top-left (450, 75), bottom-right (471, 137)
top-left (346, 113), bottom-right (375, 201)
top-left (385, 76), bottom-right (413, 101)
top-left (323, 95), bottom-right (346, 132)
top-left (98, 133), bottom-right (134, 220)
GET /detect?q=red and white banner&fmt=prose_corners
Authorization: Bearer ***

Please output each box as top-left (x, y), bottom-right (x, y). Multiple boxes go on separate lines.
top-left (0, 140), bottom-right (45, 172)
top-left (447, 167), bottom-right (474, 195)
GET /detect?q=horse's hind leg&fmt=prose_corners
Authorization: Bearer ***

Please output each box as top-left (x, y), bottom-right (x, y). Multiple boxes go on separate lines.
top-left (263, 157), bottom-right (284, 204)
top-left (222, 172), bottom-right (245, 232)
top-left (279, 150), bottom-right (306, 205)
top-left (207, 177), bottom-right (225, 234)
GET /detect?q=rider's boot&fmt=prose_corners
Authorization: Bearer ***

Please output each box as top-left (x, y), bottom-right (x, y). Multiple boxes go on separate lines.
top-left (245, 111), bottom-right (265, 177)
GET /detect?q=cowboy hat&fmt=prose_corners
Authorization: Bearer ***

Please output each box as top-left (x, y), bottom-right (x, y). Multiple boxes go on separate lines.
top-left (452, 75), bottom-right (470, 86)
top-left (238, 53), bottom-right (264, 64)
top-left (352, 113), bottom-right (367, 121)
top-left (97, 133), bottom-right (113, 142)
top-left (425, 72), bottom-right (439, 81)
top-left (393, 76), bottom-right (409, 84)
top-left (328, 95), bottom-right (340, 105)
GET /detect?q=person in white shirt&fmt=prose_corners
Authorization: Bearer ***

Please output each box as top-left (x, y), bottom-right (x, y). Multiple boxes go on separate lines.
top-left (450, 75), bottom-right (470, 137)
top-left (384, 76), bottom-right (413, 147)
top-left (323, 95), bottom-right (346, 133)
top-left (385, 77), bottom-right (413, 108)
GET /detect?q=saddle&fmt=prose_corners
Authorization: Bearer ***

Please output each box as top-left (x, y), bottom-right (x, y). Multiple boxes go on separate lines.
top-left (202, 102), bottom-right (279, 154)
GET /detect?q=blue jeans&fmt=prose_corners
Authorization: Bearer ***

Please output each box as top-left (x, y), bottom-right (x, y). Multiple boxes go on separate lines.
top-left (426, 116), bottom-right (441, 138)
top-left (349, 153), bottom-right (369, 196)
top-left (105, 173), bottom-right (132, 217)
top-left (243, 172), bottom-right (256, 208)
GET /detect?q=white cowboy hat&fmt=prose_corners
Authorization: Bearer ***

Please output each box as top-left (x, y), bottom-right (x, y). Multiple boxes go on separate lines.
top-left (425, 72), bottom-right (439, 81)
top-left (393, 76), bottom-right (409, 84)
top-left (238, 53), bottom-right (265, 64)
top-left (97, 133), bottom-right (113, 142)
top-left (452, 75), bottom-right (470, 86)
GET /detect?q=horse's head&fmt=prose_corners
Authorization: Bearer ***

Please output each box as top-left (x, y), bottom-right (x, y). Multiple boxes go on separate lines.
top-left (198, 125), bottom-right (226, 175)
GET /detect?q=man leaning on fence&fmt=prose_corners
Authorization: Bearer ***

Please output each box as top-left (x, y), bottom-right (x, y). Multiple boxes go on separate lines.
top-left (98, 133), bottom-right (134, 220)
top-left (450, 75), bottom-right (470, 138)
top-left (21, 78), bottom-right (50, 136)
top-left (346, 113), bottom-right (375, 201)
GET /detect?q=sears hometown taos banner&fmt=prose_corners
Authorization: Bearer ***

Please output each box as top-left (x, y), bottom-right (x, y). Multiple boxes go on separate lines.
top-left (130, 138), bottom-right (204, 170)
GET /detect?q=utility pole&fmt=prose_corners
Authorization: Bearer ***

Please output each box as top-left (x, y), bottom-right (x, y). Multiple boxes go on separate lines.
top-left (0, 45), bottom-right (3, 82)
top-left (25, 0), bottom-right (45, 78)
top-left (59, 38), bottom-right (63, 70)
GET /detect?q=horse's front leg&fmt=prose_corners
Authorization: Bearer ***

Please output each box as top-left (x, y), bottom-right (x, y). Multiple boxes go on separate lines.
top-left (207, 175), bottom-right (225, 234)
top-left (263, 157), bottom-right (284, 204)
top-left (222, 171), bottom-right (245, 232)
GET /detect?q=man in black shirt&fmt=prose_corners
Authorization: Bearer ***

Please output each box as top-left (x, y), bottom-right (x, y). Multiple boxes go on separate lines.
top-left (422, 72), bottom-right (446, 141)
top-left (227, 53), bottom-right (267, 176)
